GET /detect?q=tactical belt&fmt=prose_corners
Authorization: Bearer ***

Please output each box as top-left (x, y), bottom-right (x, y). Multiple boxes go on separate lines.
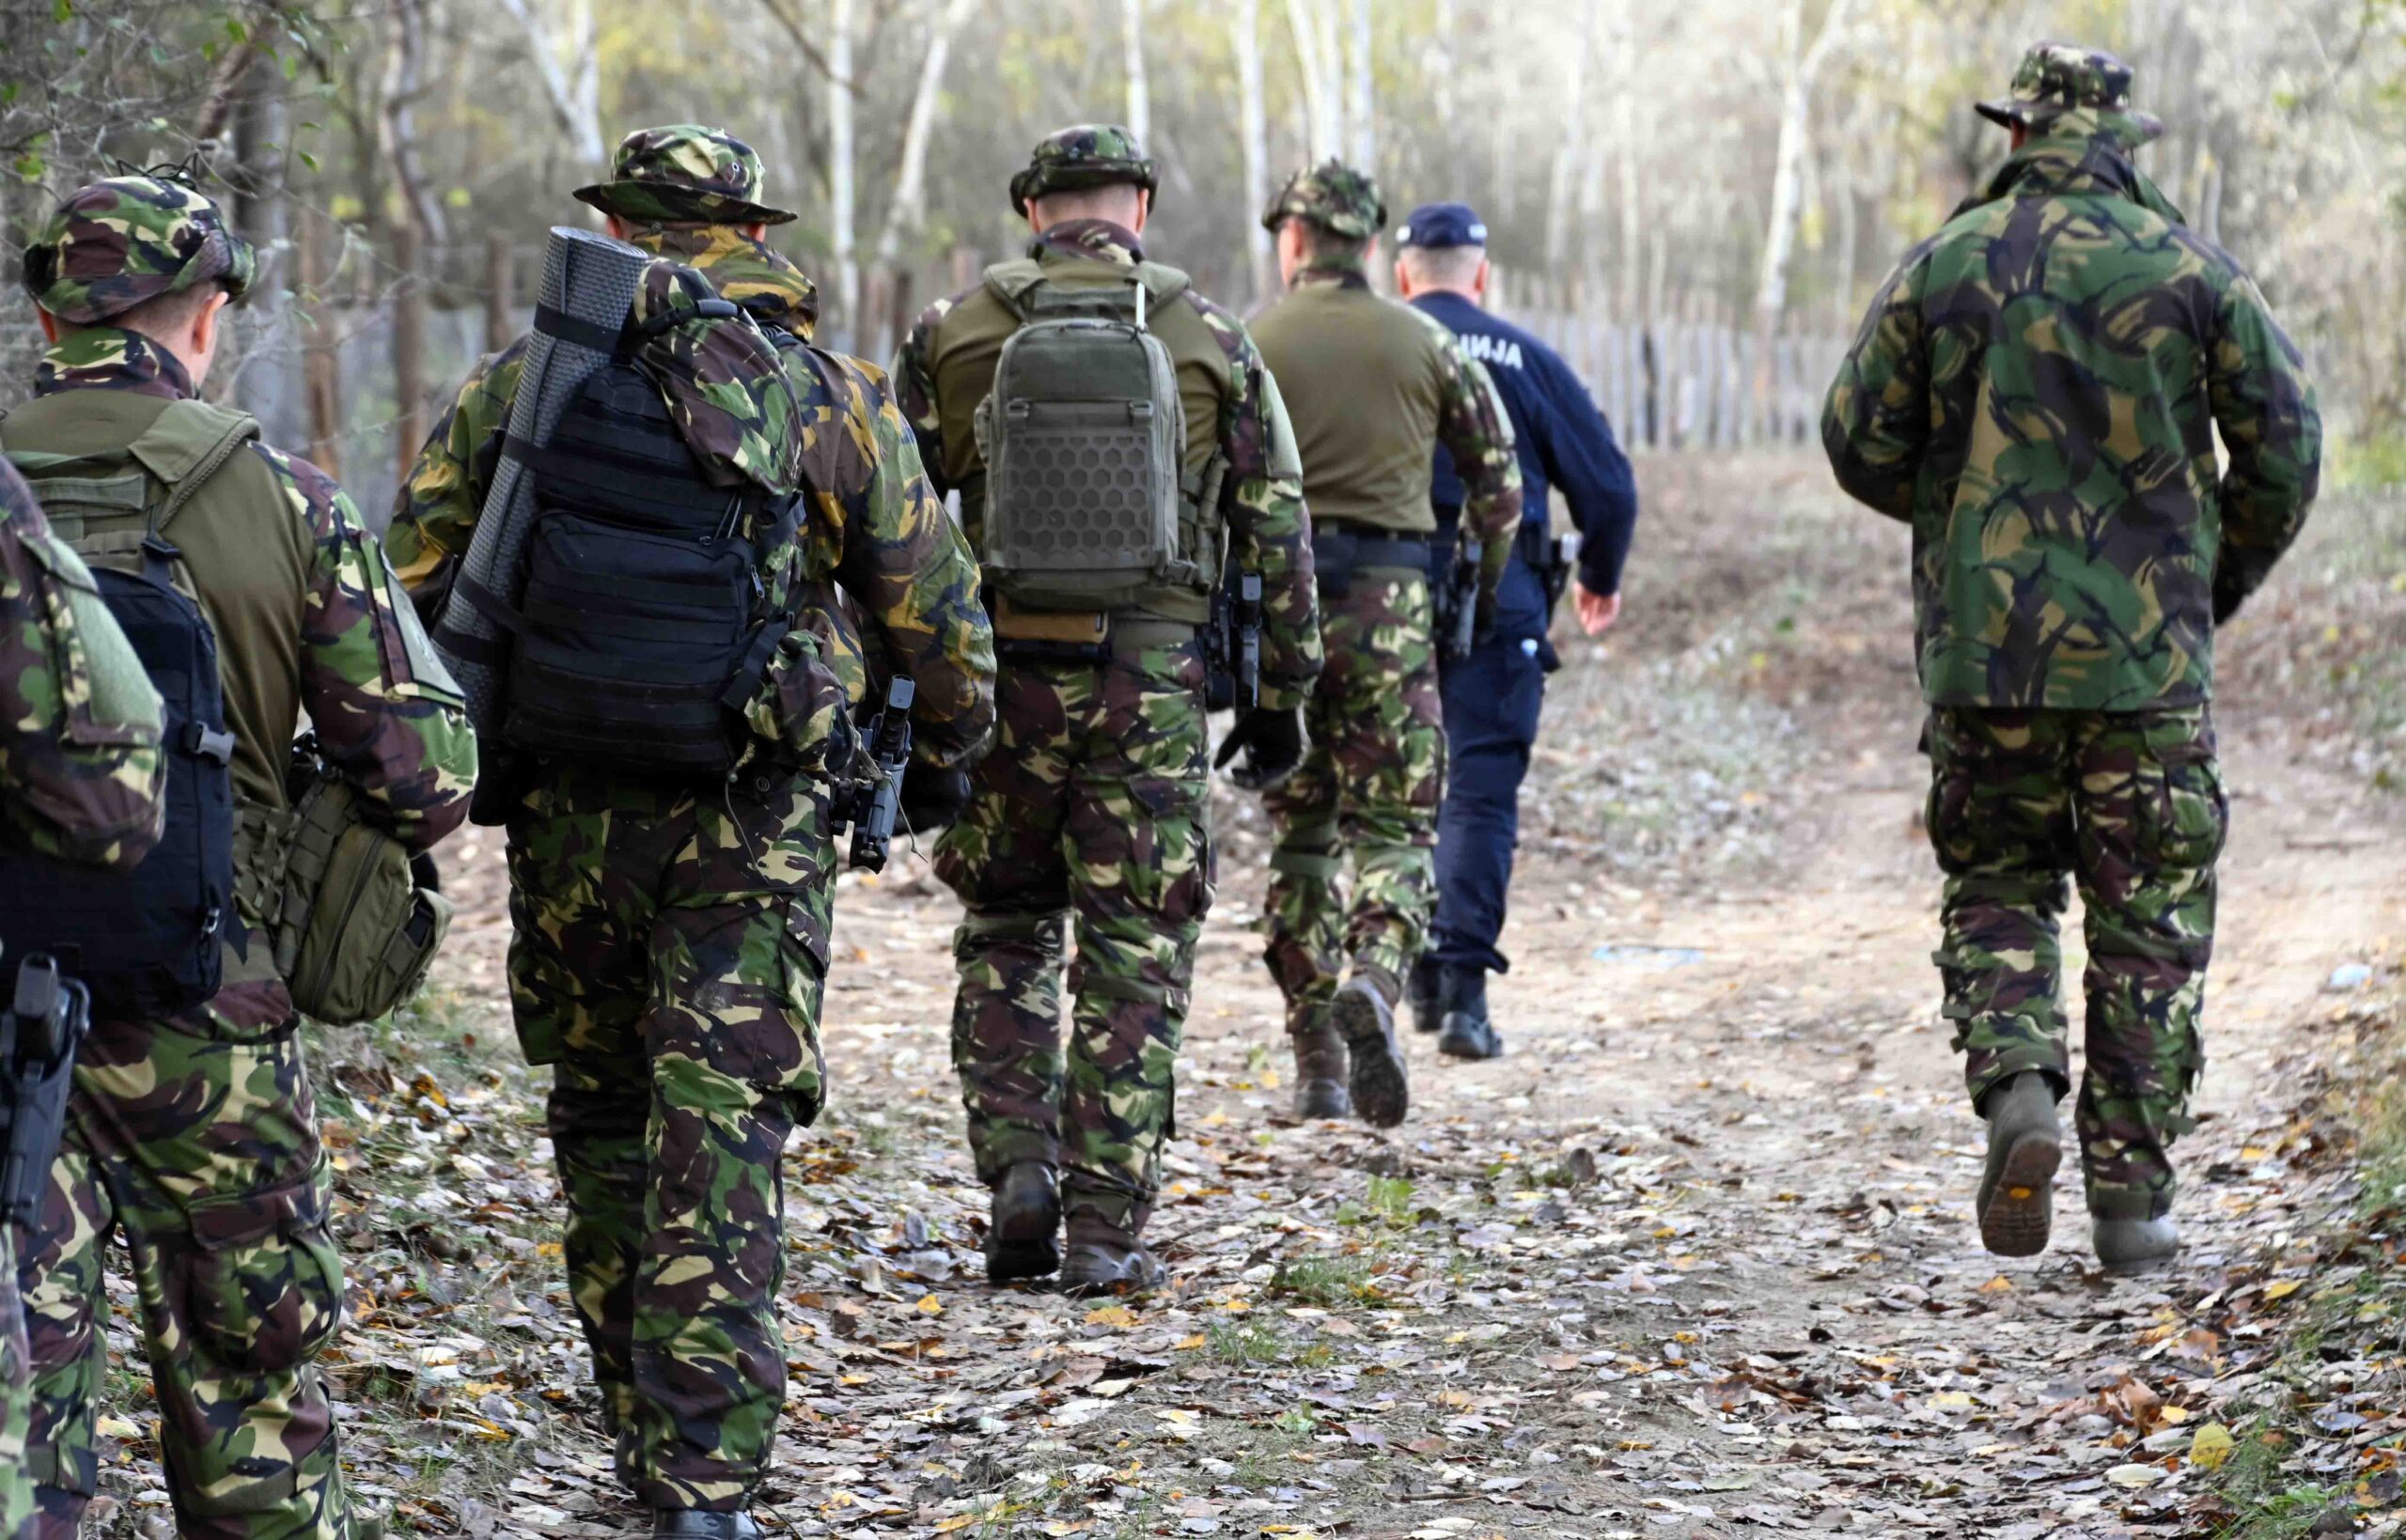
top-left (1432, 506), bottom-right (1556, 569)
top-left (1313, 522), bottom-right (1436, 571)
top-left (995, 614), bottom-right (1200, 664)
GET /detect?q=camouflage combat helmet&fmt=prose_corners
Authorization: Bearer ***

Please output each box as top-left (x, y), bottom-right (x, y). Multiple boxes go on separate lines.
top-left (21, 167), bottom-right (257, 325)
top-left (1008, 124), bottom-right (1158, 215)
top-left (1976, 41), bottom-right (2164, 147)
top-left (1260, 160), bottom-right (1387, 239)
top-left (574, 124), bottom-right (798, 226)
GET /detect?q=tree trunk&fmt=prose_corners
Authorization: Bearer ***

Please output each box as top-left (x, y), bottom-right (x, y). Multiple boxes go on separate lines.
top-left (1543, 8), bottom-right (1598, 276)
top-left (484, 234), bottom-right (515, 355)
top-left (1614, 11), bottom-right (1642, 320)
top-left (297, 209), bottom-right (344, 481)
top-left (380, 0), bottom-right (446, 250)
top-left (1283, 0), bottom-right (1337, 159)
top-left (1749, 0), bottom-right (1852, 414)
top-left (495, 0), bottom-right (608, 170)
top-left (1236, 0), bottom-right (1272, 303)
top-left (1121, 0), bottom-right (1149, 144)
top-left (1344, 0), bottom-right (1373, 168)
top-left (867, 0), bottom-right (978, 357)
top-left (830, 0), bottom-right (859, 353)
top-left (391, 219), bottom-right (428, 482)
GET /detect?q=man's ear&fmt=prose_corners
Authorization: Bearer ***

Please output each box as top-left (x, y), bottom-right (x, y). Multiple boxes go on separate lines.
top-left (1129, 188), bottom-right (1151, 235)
top-left (742, 222), bottom-right (769, 241)
top-left (191, 288), bottom-right (231, 358)
top-left (1393, 257), bottom-right (1414, 297)
top-left (36, 308), bottom-right (62, 346)
top-left (1474, 256), bottom-right (1493, 299)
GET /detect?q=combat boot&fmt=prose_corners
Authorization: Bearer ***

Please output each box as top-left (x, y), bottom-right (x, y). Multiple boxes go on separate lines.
top-left (1291, 1014), bottom-right (1351, 1118)
top-left (984, 1161), bottom-right (1061, 1283)
top-left (653, 1511), bottom-right (759, 1538)
top-left (1433, 964), bottom-right (1502, 1061)
top-left (2092, 1215), bottom-right (2179, 1274)
top-left (1331, 972), bottom-right (1410, 1129)
top-left (1408, 954), bottom-right (1442, 1034)
top-left (1058, 1207), bottom-right (1166, 1297)
top-left (1976, 1071), bottom-right (2062, 1258)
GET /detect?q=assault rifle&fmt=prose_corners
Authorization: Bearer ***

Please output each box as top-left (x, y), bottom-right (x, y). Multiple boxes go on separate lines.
top-left (831, 677), bottom-right (915, 872)
top-left (0, 953), bottom-right (90, 1226)
top-left (1205, 560), bottom-right (1264, 712)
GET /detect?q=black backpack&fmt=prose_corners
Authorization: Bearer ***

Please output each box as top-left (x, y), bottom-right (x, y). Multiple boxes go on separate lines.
top-left (0, 537), bottom-right (235, 1016)
top-left (497, 305), bottom-right (800, 774)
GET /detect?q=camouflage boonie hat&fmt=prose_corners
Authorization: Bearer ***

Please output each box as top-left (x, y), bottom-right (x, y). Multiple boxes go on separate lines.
top-left (574, 124), bottom-right (797, 226)
top-left (21, 172), bottom-right (256, 325)
top-left (1008, 124), bottom-right (1158, 215)
top-left (1976, 41), bottom-right (2163, 146)
top-left (1261, 160), bottom-right (1387, 240)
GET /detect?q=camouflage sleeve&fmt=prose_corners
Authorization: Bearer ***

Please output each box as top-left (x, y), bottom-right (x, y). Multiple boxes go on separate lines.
top-left (1430, 327), bottom-right (1523, 610)
top-left (2208, 270), bottom-right (2321, 615)
top-left (827, 358), bottom-right (996, 767)
top-left (385, 338), bottom-right (528, 597)
top-left (889, 301), bottom-right (954, 499)
top-left (0, 474), bottom-right (166, 869)
top-left (268, 445), bottom-right (478, 850)
top-left (1196, 300), bottom-right (1321, 710)
top-left (1820, 246), bottom-right (1932, 522)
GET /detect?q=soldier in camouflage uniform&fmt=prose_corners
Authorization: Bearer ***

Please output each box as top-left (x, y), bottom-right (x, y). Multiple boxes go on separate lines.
top-left (7, 172), bottom-right (478, 1537)
top-left (390, 126), bottom-right (993, 1537)
top-left (1247, 163), bottom-right (1521, 1127)
top-left (1823, 44), bottom-right (2320, 1271)
top-left (0, 455), bottom-right (168, 1540)
top-left (893, 126), bottom-right (1322, 1293)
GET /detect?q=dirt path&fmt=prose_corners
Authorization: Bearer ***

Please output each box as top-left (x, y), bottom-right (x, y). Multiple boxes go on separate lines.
top-left (81, 459), bottom-right (2403, 1539)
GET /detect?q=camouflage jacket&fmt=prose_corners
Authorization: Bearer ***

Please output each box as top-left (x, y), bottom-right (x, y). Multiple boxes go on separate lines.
top-left (892, 219), bottom-right (1324, 711)
top-left (10, 329), bottom-right (477, 853)
top-left (0, 457), bottom-right (165, 868)
top-left (1822, 125), bottom-right (2321, 709)
top-left (1251, 261), bottom-right (1523, 606)
top-left (389, 226), bottom-right (995, 767)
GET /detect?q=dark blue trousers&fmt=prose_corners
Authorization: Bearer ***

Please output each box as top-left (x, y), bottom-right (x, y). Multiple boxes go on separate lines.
top-left (1429, 629), bottom-right (1547, 974)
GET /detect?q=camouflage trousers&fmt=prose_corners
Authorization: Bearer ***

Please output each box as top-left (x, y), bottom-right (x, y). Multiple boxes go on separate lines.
top-left (1263, 569), bottom-right (1444, 1032)
top-left (1926, 706), bottom-right (2226, 1221)
top-left (507, 763), bottom-right (833, 1511)
top-left (18, 980), bottom-right (352, 1539)
top-left (934, 640), bottom-right (1212, 1231)
top-left (1, 1224), bottom-right (31, 1537)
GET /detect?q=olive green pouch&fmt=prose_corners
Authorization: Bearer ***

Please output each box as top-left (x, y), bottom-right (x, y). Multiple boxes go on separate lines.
top-left (273, 770), bottom-right (450, 1025)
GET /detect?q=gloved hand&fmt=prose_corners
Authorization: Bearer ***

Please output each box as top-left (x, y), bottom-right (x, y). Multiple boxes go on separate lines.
top-left (409, 849), bottom-right (442, 894)
top-left (2211, 567), bottom-right (2249, 626)
top-left (1214, 706), bottom-right (1305, 791)
top-left (900, 760), bottom-right (974, 834)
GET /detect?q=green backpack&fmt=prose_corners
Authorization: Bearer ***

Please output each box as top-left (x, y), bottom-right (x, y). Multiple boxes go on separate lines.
top-left (973, 263), bottom-right (1211, 612)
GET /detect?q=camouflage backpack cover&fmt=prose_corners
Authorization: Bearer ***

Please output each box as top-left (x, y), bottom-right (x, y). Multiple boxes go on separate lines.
top-left (972, 260), bottom-right (1211, 612)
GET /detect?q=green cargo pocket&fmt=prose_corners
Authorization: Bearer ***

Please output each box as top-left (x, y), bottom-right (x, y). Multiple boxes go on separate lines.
top-left (776, 894), bottom-right (831, 1127)
top-left (2135, 743), bottom-right (2227, 875)
top-left (180, 1162), bottom-right (344, 1375)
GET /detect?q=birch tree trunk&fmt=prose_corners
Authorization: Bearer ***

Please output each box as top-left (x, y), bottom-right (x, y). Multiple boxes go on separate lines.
top-left (868, 0), bottom-right (978, 358)
top-left (829, 0), bottom-right (859, 353)
top-left (495, 0), bottom-right (606, 169)
top-left (1284, 0), bottom-right (1338, 159)
top-left (1543, 8), bottom-right (1597, 276)
top-left (1614, 10), bottom-right (1642, 320)
top-left (1236, 0), bottom-right (1273, 303)
top-left (1749, 0), bottom-right (1852, 412)
top-left (1122, 0), bottom-right (1149, 144)
top-left (1344, 0), bottom-right (1373, 168)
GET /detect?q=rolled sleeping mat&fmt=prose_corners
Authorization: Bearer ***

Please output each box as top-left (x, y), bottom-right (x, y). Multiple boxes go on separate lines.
top-left (431, 226), bottom-right (649, 737)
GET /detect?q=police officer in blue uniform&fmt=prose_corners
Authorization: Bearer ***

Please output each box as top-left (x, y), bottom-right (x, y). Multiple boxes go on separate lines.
top-left (1396, 201), bottom-right (1639, 1060)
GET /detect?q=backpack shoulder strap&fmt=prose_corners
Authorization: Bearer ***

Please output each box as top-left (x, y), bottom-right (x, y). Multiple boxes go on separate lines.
top-left (124, 400), bottom-right (260, 536)
top-left (981, 258), bottom-right (1051, 323)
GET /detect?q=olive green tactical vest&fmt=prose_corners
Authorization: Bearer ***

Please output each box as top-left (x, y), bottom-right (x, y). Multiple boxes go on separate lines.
top-left (924, 255), bottom-right (1234, 626)
top-left (1249, 281), bottom-right (1454, 536)
top-left (4, 392), bottom-right (318, 984)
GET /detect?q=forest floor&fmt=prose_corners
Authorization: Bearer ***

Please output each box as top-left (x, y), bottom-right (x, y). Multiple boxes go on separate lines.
top-left (77, 455), bottom-right (2406, 1538)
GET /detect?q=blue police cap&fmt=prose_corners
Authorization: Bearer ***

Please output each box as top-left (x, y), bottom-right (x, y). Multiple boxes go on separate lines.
top-left (1398, 202), bottom-right (1488, 249)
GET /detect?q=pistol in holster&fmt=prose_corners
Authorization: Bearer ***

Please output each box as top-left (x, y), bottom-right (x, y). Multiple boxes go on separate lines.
top-left (1205, 558), bottom-right (1264, 713)
top-left (0, 953), bottom-right (90, 1227)
top-left (830, 677), bottom-right (916, 873)
top-left (1433, 539), bottom-right (1482, 663)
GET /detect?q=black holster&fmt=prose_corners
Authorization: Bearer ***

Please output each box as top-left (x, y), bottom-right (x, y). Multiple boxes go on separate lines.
top-left (0, 955), bottom-right (90, 1227)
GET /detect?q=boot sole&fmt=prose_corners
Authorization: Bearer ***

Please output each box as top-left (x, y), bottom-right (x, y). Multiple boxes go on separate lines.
top-left (1978, 1132), bottom-right (2060, 1258)
top-left (1334, 989), bottom-right (1410, 1129)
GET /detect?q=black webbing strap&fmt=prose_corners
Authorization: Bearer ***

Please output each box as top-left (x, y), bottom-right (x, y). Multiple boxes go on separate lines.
top-left (448, 572), bottom-right (527, 637)
top-left (718, 620), bottom-right (792, 714)
top-left (533, 303), bottom-right (627, 356)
